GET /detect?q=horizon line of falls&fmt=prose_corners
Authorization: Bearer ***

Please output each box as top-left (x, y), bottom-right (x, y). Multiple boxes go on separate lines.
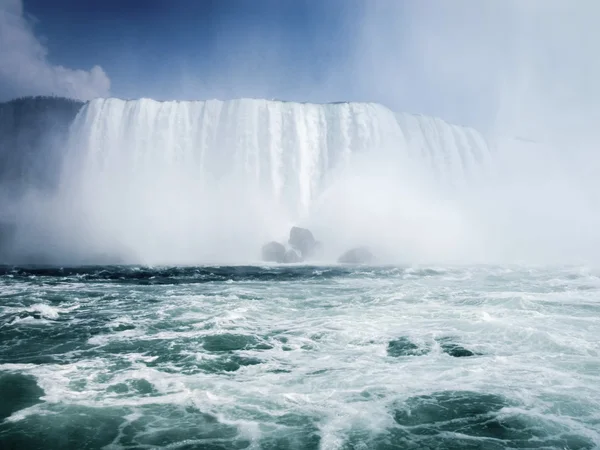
top-left (7, 98), bottom-right (499, 265)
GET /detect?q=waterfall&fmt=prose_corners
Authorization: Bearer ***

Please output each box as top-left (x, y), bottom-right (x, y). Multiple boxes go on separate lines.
top-left (64, 98), bottom-right (491, 210)
top-left (3, 97), bottom-right (495, 265)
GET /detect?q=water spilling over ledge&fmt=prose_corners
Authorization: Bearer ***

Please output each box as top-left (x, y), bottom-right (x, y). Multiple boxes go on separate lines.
top-left (1, 96), bottom-right (599, 266)
top-left (0, 97), bottom-right (493, 266)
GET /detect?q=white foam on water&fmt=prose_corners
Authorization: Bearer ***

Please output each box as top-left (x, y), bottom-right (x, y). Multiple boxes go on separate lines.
top-left (3, 265), bottom-right (598, 447)
top-left (27, 303), bottom-right (77, 319)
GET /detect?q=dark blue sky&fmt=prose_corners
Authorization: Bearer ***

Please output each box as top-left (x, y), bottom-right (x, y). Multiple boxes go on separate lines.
top-left (7, 0), bottom-right (501, 128)
top-left (23, 0), bottom-right (366, 102)
top-left (6, 0), bottom-right (596, 136)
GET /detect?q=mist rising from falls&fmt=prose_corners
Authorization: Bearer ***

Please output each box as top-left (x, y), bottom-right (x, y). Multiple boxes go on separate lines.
top-left (11, 98), bottom-right (486, 265)
top-left (3, 97), bottom-right (599, 266)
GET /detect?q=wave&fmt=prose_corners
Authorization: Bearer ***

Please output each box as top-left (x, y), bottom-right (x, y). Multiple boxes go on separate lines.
top-left (0, 264), bottom-right (405, 284)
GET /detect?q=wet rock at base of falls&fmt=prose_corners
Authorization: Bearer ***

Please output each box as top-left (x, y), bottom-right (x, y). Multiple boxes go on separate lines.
top-left (288, 227), bottom-right (318, 259)
top-left (262, 226), bottom-right (321, 263)
top-left (261, 241), bottom-right (287, 263)
top-left (337, 247), bottom-right (374, 264)
top-left (284, 249), bottom-right (302, 263)
top-left (261, 242), bottom-right (303, 264)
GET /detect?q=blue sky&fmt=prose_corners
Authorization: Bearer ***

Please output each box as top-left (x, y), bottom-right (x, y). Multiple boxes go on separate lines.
top-left (2, 0), bottom-right (481, 125)
top-left (1, 0), bottom-right (599, 137)
top-left (21, 0), bottom-right (364, 102)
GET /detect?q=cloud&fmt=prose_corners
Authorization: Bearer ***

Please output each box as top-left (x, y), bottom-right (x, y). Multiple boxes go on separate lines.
top-left (0, 0), bottom-right (110, 101)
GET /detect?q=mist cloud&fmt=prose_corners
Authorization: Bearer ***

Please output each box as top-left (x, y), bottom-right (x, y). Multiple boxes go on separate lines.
top-left (0, 0), bottom-right (110, 101)
top-left (354, 0), bottom-right (600, 145)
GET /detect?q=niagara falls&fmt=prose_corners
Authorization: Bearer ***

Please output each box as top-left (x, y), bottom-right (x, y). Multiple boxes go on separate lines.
top-left (1, 1), bottom-right (600, 449)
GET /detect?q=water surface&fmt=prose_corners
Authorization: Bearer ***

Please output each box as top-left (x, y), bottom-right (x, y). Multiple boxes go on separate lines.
top-left (1, 264), bottom-right (599, 449)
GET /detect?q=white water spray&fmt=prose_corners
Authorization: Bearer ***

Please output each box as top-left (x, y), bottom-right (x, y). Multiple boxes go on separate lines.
top-left (27, 97), bottom-right (487, 265)
top-left (4, 97), bottom-right (599, 266)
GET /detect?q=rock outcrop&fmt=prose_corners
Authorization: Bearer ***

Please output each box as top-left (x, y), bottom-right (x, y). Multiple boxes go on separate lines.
top-left (337, 247), bottom-right (374, 264)
top-left (288, 227), bottom-right (317, 259)
top-left (284, 249), bottom-right (302, 263)
top-left (261, 241), bottom-right (286, 263)
top-left (261, 226), bottom-right (323, 263)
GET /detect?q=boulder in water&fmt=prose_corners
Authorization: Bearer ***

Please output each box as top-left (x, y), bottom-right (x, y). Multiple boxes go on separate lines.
top-left (288, 227), bottom-right (317, 259)
top-left (284, 249), bottom-right (302, 263)
top-left (337, 247), bottom-right (374, 264)
top-left (261, 241), bottom-right (286, 263)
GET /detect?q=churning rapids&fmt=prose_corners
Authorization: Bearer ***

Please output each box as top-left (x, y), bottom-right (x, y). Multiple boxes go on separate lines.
top-left (1, 265), bottom-right (599, 449)
top-left (1, 97), bottom-right (600, 449)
